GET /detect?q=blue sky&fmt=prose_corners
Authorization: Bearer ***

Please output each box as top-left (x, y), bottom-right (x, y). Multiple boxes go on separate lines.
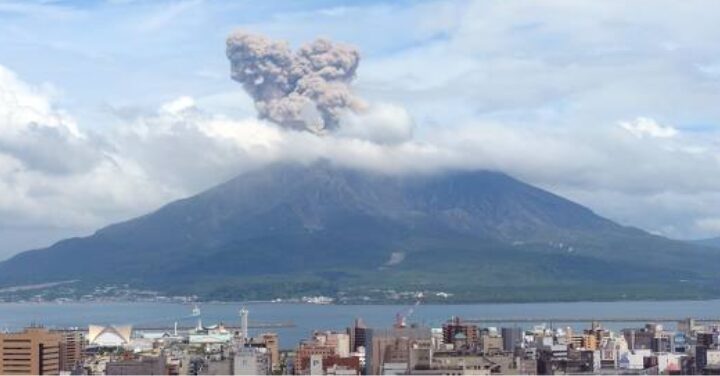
top-left (1, 0), bottom-right (720, 259)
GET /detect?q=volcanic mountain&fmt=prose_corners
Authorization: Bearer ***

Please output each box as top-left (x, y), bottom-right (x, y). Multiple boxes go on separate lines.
top-left (1, 162), bottom-right (718, 302)
top-left (693, 237), bottom-right (720, 249)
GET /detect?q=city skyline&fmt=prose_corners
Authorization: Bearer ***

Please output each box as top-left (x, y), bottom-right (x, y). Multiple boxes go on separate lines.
top-left (2, 303), bottom-right (720, 374)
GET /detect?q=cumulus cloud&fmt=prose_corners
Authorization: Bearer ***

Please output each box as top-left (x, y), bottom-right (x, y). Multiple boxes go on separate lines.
top-left (0, 65), bottom-right (107, 175)
top-left (0, 62), bottom-right (429, 258)
top-left (4, 58), bottom-right (720, 260)
top-left (619, 117), bottom-right (678, 139)
top-left (5, 0), bottom-right (720, 256)
top-left (159, 95), bottom-right (196, 115)
top-left (336, 103), bottom-right (414, 145)
top-left (0, 65), bottom-right (176, 257)
top-left (695, 218), bottom-right (720, 233)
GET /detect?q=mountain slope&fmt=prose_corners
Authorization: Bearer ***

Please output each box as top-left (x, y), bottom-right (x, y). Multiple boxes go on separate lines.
top-left (1, 162), bottom-right (718, 302)
top-left (693, 237), bottom-right (720, 249)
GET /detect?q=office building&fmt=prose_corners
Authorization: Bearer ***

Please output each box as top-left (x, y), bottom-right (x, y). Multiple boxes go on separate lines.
top-left (57, 330), bottom-right (84, 372)
top-left (106, 356), bottom-right (166, 375)
top-left (0, 327), bottom-right (61, 375)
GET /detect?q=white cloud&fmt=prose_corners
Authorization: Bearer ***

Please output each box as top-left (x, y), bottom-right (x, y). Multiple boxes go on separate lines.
top-left (0, 65), bottom-right (102, 175)
top-left (696, 218), bottom-right (720, 234)
top-left (336, 103), bottom-right (414, 145)
top-left (159, 95), bottom-right (196, 115)
top-left (619, 117), bottom-right (678, 139)
top-left (3, 0), bottom-right (720, 256)
top-left (0, 65), bottom-right (177, 258)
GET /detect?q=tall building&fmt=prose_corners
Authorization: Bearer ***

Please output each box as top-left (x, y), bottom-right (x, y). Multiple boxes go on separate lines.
top-left (442, 317), bottom-right (478, 347)
top-left (501, 327), bottom-right (523, 352)
top-left (622, 328), bottom-right (654, 350)
top-left (239, 307), bottom-right (249, 343)
top-left (697, 332), bottom-right (718, 348)
top-left (56, 330), bottom-right (85, 372)
top-left (570, 334), bottom-right (598, 350)
top-left (479, 330), bottom-right (504, 354)
top-left (365, 326), bottom-right (431, 375)
top-left (348, 318), bottom-right (368, 352)
top-left (0, 327), bottom-right (62, 375)
top-left (260, 333), bottom-right (279, 371)
top-left (314, 331), bottom-right (350, 358)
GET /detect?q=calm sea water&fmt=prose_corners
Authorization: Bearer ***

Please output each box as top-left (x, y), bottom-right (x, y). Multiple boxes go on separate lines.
top-left (1, 300), bottom-right (719, 348)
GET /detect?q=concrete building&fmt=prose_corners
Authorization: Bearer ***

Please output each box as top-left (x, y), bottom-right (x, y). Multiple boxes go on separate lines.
top-left (261, 332), bottom-right (280, 371)
top-left (316, 355), bottom-right (362, 375)
top-left (479, 330), bottom-right (504, 354)
top-left (348, 318), bottom-right (368, 353)
top-left (537, 344), bottom-right (569, 374)
top-left (314, 331), bottom-right (350, 358)
top-left (408, 340), bottom-right (433, 371)
top-left (501, 327), bottom-right (523, 352)
top-left (623, 328), bottom-right (654, 350)
top-left (697, 332), bottom-right (719, 348)
top-left (430, 351), bottom-right (515, 374)
top-left (365, 326), bottom-right (431, 375)
top-left (570, 334), bottom-right (598, 350)
top-left (56, 330), bottom-right (84, 372)
top-left (105, 356), bottom-right (166, 375)
top-left (233, 347), bottom-right (270, 375)
top-left (0, 326), bottom-right (61, 375)
top-left (295, 342), bottom-right (335, 374)
top-left (442, 317), bottom-right (478, 348)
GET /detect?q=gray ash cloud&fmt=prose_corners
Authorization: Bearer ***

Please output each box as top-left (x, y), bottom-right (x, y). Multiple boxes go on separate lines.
top-left (226, 31), bottom-right (362, 133)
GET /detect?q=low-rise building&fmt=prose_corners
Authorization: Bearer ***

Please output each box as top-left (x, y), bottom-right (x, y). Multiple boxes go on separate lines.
top-left (105, 355), bottom-right (166, 375)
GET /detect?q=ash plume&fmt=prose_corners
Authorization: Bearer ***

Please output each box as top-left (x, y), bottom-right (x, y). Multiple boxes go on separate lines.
top-left (226, 31), bottom-right (362, 133)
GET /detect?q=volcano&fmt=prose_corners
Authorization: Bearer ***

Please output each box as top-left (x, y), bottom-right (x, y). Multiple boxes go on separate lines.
top-left (1, 162), bottom-right (718, 302)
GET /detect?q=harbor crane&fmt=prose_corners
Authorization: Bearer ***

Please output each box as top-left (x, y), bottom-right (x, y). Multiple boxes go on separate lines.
top-left (394, 292), bottom-right (423, 328)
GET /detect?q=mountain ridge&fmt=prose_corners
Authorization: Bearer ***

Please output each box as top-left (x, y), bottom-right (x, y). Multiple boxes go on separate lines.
top-left (1, 162), bottom-right (718, 302)
top-left (693, 237), bottom-right (720, 249)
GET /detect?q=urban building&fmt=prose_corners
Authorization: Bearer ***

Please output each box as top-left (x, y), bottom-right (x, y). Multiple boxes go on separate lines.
top-left (348, 318), bottom-right (368, 353)
top-left (479, 328), bottom-right (504, 354)
top-left (233, 347), bottom-right (270, 375)
top-left (0, 326), bottom-right (61, 375)
top-left (56, 330), bottom-right (85, 372)
top-left (295, 342), bottom-right (335, 374)
top-left (501, 327), bottom-right (523, 352)
top-left (261, 332), bottom-right (280, 371)
top-left (570, 333), bottom-right (598, 350)
top-left (105, 355), bottom-right (166, 375)
top-left (365, 326), bottom-right (431, 375)
top-left (442, 316), bottom-right (478, 348)
top-left (314, 331), bottom-right (351, 358)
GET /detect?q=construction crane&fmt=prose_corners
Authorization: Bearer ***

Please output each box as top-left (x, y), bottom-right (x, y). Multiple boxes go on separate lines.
top-left (394, 292), bottom-right (423, 328)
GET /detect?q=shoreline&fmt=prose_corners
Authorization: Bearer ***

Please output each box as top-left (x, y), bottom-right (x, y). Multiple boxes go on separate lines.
top-left (2, 297), bottom-right (720, 306)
